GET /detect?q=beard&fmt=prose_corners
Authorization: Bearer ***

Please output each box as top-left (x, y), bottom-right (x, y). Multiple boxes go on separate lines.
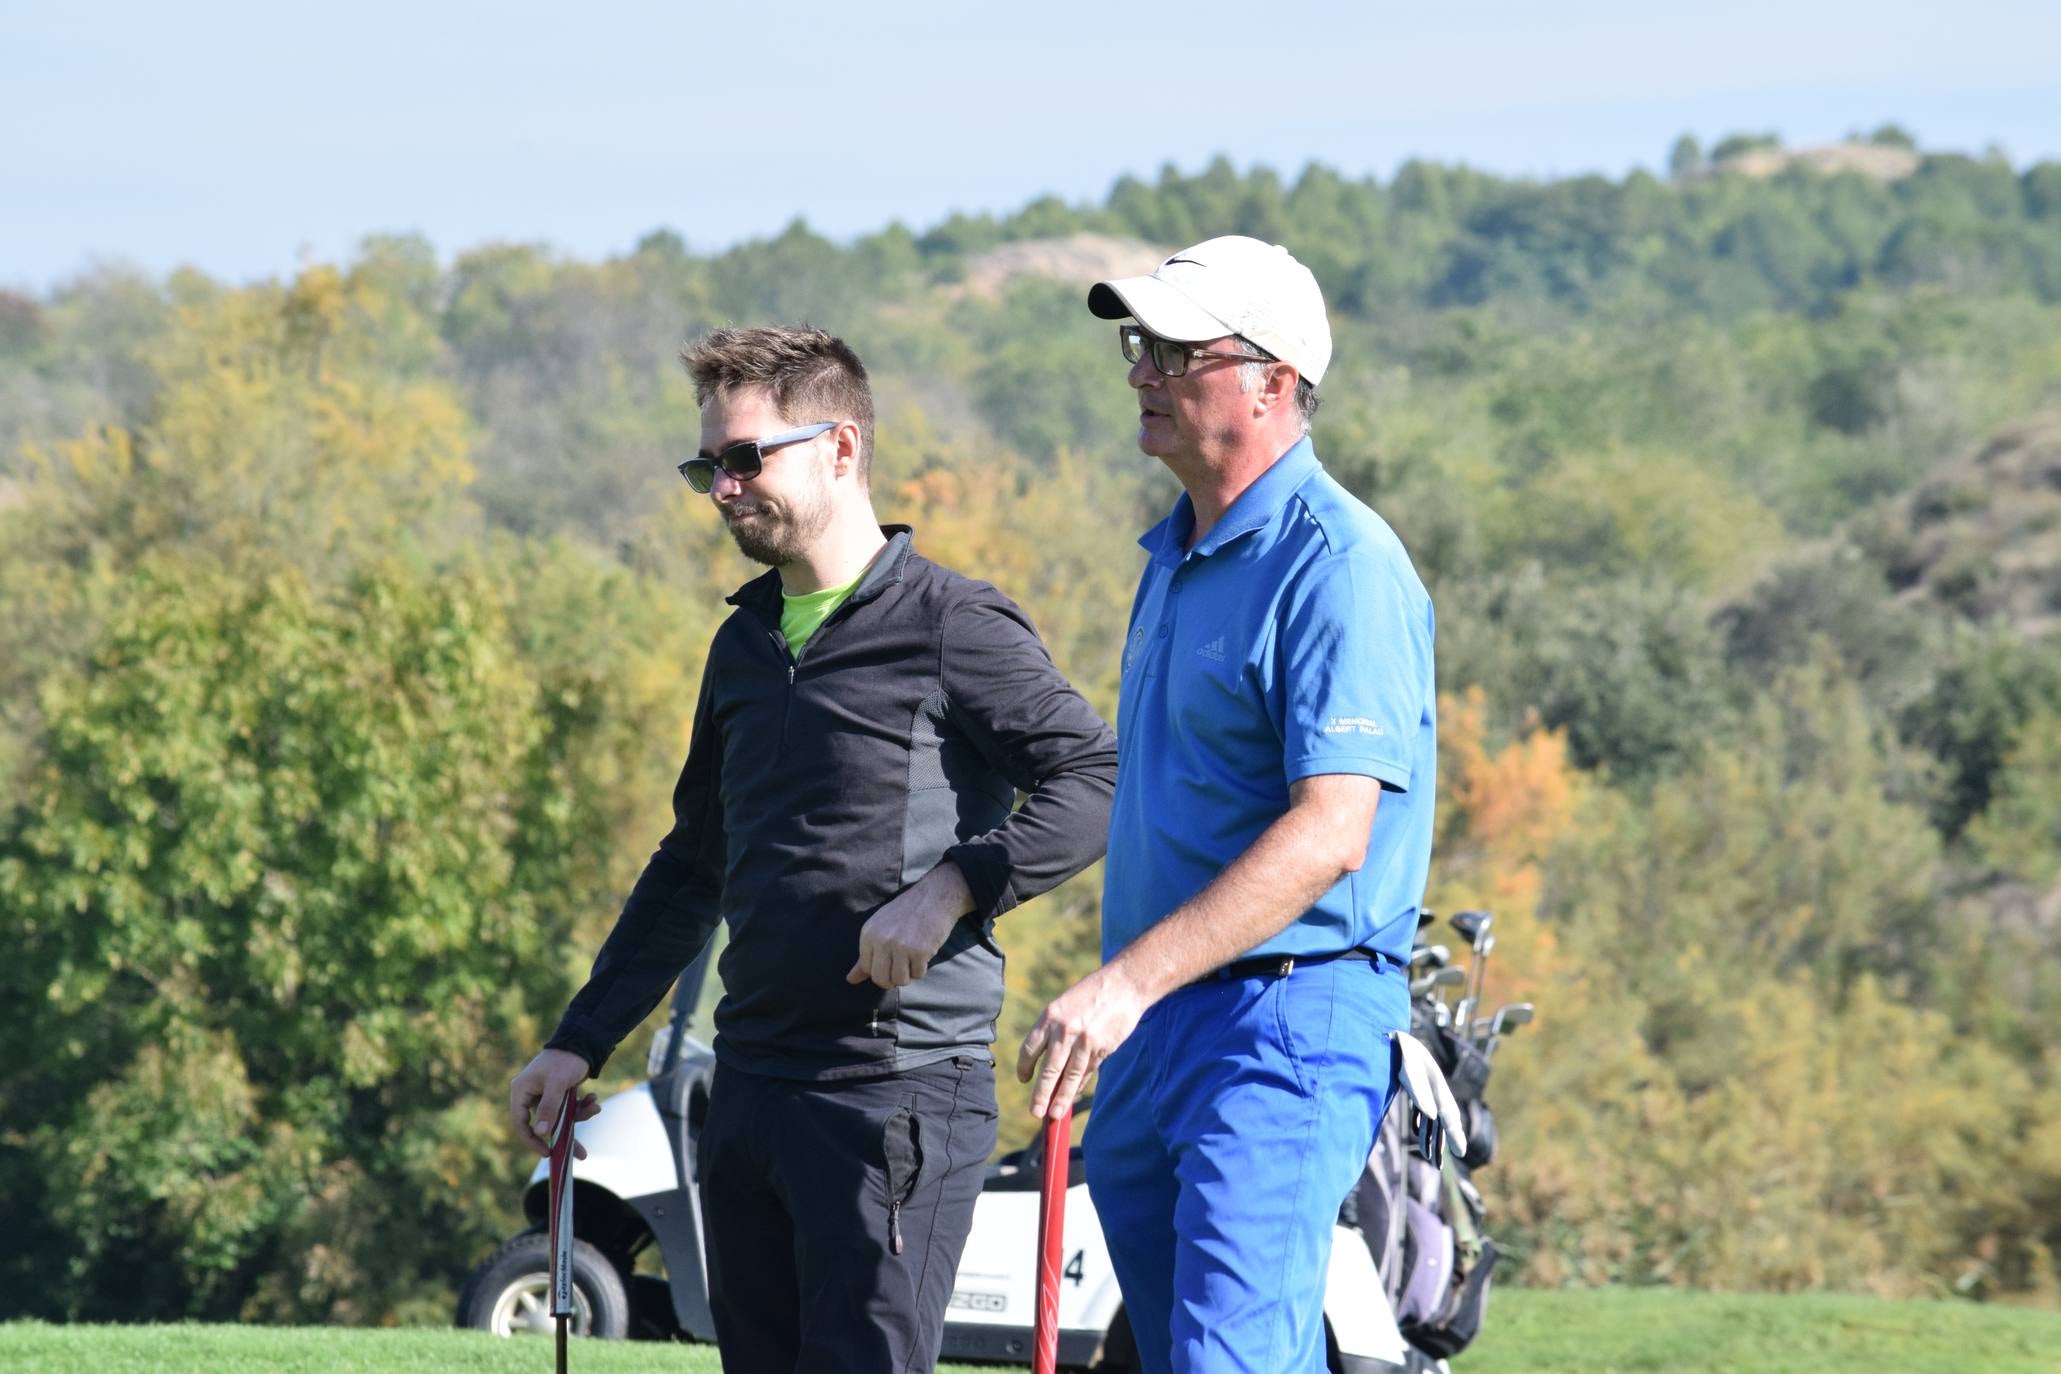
top-left (721, 472), bottom-right (833, 567)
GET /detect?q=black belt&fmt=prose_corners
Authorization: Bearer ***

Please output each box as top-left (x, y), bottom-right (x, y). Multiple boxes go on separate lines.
top-left (1186, 947), bottom-right (1391, 989)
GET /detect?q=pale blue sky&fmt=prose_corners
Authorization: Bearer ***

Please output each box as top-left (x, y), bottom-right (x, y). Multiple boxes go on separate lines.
top-left (5, 0), bottom-right (2058, 291)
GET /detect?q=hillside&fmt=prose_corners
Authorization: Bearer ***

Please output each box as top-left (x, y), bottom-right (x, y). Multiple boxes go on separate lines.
top-left (1869, 412), bottom-right (2061, 635)
top-left (1715, 140), bottom-right (1922, 182)
top-left (957, 232), bottom-right (1164, 298)
top-left (2, 148), bottom-right (2059, 1323)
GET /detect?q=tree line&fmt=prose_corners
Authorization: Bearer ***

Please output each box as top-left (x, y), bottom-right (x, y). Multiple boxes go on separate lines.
top-left (2, 137), bottom-right (2058, 1321)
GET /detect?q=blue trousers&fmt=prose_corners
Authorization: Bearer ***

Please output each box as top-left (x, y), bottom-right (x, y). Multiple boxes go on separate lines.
top-left (1084, 958), bottom-right (1405, 1374)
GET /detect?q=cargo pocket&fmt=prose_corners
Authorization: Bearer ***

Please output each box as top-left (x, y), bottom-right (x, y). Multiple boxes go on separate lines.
top-left (881, 1103), bottom-right (923, 1257)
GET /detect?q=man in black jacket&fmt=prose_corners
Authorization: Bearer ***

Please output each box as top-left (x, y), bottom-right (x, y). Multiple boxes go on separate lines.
top-left (508, 326), bottom-right (1117, 1373)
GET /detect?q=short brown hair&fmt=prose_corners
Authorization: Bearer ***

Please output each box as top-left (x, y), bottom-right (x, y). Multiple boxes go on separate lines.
top-left (682, 326), bottom-right (876, 484)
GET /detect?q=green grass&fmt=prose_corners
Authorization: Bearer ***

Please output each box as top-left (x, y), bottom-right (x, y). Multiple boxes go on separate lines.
top-left (1468, 1289), bottom-right (2061, 1374)
top-left (5, 1289), bottom-right (2059, 1373)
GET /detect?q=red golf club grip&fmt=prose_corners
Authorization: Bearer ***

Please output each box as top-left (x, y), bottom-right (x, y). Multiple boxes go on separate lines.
top-left (1033, 1103), bottom-right (1072, 1374)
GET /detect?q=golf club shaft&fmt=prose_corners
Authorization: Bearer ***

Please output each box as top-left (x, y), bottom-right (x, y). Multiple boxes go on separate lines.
top-left (1470, 937), bottom-right (1495, 1045)
top-left (1033, 1103), bottom-right (1073, 1374)
top-left (1468, 946), bottom-right (1484, 1033)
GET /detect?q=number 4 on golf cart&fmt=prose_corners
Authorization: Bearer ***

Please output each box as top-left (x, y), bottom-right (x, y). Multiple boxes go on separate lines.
top-left (459, 947), bottom-right (1438, 1371)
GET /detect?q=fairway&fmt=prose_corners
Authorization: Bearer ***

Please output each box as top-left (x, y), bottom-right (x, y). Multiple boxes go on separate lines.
top-left (6, 1288), bottom-right (2059, 1374)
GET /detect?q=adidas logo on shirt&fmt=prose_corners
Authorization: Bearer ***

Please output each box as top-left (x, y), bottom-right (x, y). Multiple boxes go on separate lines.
top-left (1196, 636), bottom-right (1229, 662)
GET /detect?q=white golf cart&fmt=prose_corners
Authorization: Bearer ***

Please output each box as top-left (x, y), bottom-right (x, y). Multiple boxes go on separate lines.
top-left (458, 948), bottom-right (1434, 1372)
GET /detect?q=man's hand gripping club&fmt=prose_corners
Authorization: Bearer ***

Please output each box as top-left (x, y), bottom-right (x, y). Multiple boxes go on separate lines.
top-left (1016, 962), bottom-right (1153, 1120)
top-left (510, 1049), bottom-right (602, 1161)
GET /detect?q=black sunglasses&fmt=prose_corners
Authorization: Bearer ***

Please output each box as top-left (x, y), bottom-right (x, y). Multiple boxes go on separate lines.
top-left (1118, 324), bottom-right (1273, 377)
top-left (678, 421), bottom-right (836, 494)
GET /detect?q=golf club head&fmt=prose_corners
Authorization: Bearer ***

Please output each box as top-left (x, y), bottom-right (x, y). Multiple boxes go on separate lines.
top-left (1409, 944), bottom-right (1451, 971)
top-left (1449, 908), bottom-right (1493, 948)
top-left (1485, 1002), bottom-right (1535, 1060)
top-left (1411, 968), bottom-right (1463, 1002)
top-left (1417, 907), bottom-right (1438, 931)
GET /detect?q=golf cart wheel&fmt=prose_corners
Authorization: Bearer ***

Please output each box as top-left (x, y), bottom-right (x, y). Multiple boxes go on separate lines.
top-left (456, 1230), bottom-right (631, 1340)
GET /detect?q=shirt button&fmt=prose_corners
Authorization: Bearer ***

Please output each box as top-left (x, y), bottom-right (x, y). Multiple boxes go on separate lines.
top-left (1157, 626), bottom-right (1168, 638)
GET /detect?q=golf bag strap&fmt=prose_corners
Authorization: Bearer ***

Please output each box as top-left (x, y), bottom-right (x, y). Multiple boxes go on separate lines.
top-left (1441, 1160), bottom-right (1484, 1268)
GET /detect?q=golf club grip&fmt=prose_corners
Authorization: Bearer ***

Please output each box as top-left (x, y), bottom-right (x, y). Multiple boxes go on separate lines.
top-left (1033, 1104), bottom-right (1072, 1374)
top-left (547, 1090), bottom-right (577, 1320)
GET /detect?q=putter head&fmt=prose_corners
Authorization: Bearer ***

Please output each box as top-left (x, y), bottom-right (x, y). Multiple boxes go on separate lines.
top-left (1449, 909), bottom-right (1493, 948)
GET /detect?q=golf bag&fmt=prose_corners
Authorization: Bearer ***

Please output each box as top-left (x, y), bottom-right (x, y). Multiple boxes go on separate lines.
top-left (1343, 1005), bottom-right (1503, 1361)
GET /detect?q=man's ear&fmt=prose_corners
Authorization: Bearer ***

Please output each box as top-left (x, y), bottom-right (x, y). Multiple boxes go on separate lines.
top-left (831, 420), bottom-right (864, 479)
top-left (1258, 362), bottom-right (1299, 418)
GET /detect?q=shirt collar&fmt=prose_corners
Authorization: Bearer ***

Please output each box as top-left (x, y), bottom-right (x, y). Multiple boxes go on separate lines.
top-left (1137, 437), bottom-right (1320, 567)
top-left (729, 526), bottom-right (914, 615)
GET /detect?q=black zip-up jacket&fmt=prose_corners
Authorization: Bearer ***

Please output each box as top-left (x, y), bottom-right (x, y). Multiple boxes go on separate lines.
top-left (547, 529), bottom-right (1117, 1081)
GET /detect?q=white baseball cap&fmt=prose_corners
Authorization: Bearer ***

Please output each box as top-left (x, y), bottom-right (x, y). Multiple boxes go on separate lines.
top-left (1088, 235), bottom-right (1333, 386)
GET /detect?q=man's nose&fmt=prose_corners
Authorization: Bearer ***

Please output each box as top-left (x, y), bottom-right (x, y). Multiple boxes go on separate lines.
top-left (1128, 355), bottom-right (1160, 390)
top-left (709, 466), bottom-right (746, 500)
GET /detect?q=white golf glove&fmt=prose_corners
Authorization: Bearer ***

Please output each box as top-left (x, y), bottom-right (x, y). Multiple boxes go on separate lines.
top-left (1394, 1032), bottom-right (1466, 1165)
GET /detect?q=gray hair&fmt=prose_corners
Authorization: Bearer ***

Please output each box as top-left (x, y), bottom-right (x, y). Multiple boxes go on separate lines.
top-left (1235, 336), bottom-right (1320, 433)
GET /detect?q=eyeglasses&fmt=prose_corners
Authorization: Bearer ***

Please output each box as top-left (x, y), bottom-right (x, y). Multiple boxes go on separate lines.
top-left (678, 421), bottom-right (836, 493)
top-left (1118, 325), bottom-right (1273, 377)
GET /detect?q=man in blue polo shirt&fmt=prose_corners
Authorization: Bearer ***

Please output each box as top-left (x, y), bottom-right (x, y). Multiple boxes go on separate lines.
top-left (1017, 236), bottom-right (1437, 1373)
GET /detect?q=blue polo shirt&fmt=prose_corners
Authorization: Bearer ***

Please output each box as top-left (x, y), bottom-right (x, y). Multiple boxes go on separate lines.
top-left (1102, 438), bottom-right (1436, 966)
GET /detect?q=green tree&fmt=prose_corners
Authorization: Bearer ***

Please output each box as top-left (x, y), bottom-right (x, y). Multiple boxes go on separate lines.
top-left (1711, 131), bottom-right (1781, 162)
top-left (1495, 666), bottom-right (2059, 1294)
top-left (0, 552), bottom-right (681, 1323)
top-left (1438, 569), bottom-right (1736, 784)
top-left (1900, 634), bottom-right (2061, 836)
top-left (1967, 709), bottom-right (2061, 885)
top-left (1668, 133), bottom-right (1706, 180)
top-left (17, 266), bottom-right (474, 585)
